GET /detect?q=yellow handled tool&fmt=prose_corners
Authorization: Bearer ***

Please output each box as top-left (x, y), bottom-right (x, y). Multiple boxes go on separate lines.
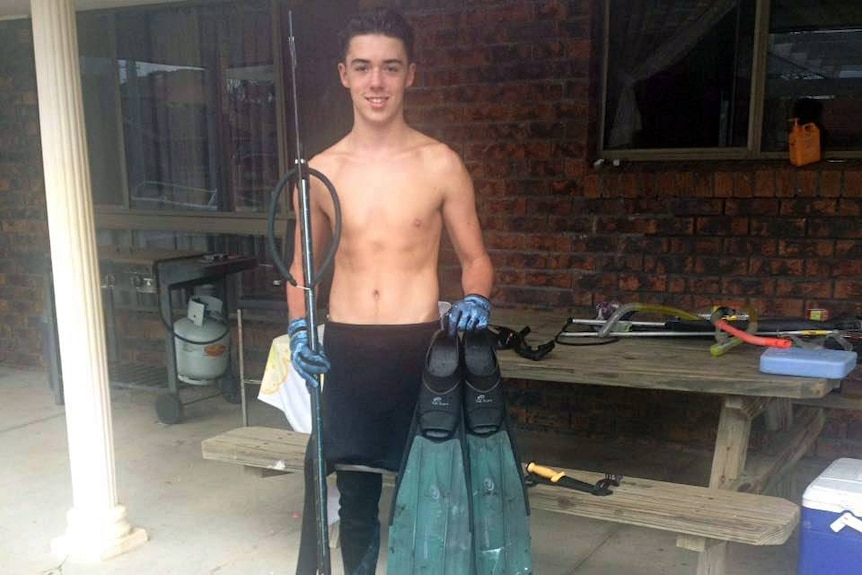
top-left (525, 462), bottom-right (621, 496)
top-left (526, 462), bottom-right (568, 483)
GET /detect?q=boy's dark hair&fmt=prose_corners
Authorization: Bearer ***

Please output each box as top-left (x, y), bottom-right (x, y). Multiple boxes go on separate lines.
top-left (339, 8), bottom-right (414, 63)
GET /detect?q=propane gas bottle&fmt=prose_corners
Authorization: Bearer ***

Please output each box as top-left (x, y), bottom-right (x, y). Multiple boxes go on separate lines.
top-left (174, 295), bottom-right (230, 385)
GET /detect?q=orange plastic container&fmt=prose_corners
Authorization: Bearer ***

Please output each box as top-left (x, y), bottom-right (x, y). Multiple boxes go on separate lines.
top-left (789, 118), bottom-right (821, 167)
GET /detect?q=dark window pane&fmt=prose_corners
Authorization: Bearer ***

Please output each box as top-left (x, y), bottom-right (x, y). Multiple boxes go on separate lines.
top-left (280, 1), bottom-right (355, 160)
top-left (223, 7), bottom-right (278, 212)
top-left (119, 9), bottom-right (219, 211)
top-left (603, 0), bottom-right (755, 151)
top-left (762, 1), bottom-right (862, 152)
top-left (80, 1), bottom-right (277, 212)
top-left (78, 14), bottom-right (125, 206)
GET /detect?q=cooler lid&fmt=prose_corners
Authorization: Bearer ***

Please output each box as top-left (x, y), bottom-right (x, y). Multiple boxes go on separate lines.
top-left (803, 458), bottom-right (862, 515)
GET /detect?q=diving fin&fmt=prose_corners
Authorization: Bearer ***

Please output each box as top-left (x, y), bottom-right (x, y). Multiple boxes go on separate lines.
top-left (463, 329), bottom-right (533, 575)
top-left (387, 329), bottom-right (473, 575)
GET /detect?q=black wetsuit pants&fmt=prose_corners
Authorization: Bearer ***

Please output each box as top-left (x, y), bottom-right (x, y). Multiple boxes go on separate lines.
top-left (295, 320), bottom-right (438, 575)
top-left (296, 454), bottom-right (383, 574)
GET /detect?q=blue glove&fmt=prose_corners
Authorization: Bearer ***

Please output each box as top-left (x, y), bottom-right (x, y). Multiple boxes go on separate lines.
top-left (447, 294), bottom-right (491, 336)
top-left (288, 318), bottom-right (330, 386)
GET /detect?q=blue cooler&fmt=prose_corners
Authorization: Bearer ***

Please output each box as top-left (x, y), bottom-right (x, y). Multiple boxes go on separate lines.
top-left (798, 458), bottom-right (862, 575)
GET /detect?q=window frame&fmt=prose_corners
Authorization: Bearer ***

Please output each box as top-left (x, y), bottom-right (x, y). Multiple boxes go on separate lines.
top-left (598, 0), bottom-right (862, 162)
top-left (89, 0), bottom-right (291, 238)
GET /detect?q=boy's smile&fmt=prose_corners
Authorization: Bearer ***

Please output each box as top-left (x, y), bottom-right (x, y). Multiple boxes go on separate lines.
top-left (339, 34), bottom-right (415, 124)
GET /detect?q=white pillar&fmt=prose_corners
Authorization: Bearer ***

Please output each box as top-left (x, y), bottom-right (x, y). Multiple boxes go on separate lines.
top-left (30, 0), bottom-right (147, 561)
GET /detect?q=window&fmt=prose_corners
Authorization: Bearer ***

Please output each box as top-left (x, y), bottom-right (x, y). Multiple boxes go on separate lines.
top-left (79, 1), bottom-right (279, 214)
top-left (762, 2), bottom-right (862, 152)
top-left (601, 0), bottom-right (862, 159)
top-left (79, 1), bottom-right (287, 295)
top-left (77, 1), bottom-right (353, 296)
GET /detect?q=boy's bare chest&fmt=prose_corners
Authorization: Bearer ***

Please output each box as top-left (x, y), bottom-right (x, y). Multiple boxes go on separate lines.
top-left (332, 164), bottom-right (442, 232)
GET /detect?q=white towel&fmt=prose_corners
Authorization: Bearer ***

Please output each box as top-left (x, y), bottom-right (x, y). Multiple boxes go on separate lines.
top-left (257, 327), bottom-right (340, 527)
top-left (257, 333), bottom-right (314, 433)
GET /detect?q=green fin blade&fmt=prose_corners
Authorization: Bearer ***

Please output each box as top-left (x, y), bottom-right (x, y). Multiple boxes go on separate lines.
top-left (388, 435), bottom-right (472, 574)
top-left (468, 430), bottom-right (532, 574)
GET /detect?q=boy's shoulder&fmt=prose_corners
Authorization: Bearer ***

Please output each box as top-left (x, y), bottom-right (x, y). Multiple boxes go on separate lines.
top-left (410, 130), bottom-right (464, 172)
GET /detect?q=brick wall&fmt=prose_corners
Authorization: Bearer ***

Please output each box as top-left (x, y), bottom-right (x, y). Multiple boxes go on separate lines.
top-left (1, 2), bottom-right (860, 456)
top-left (399, 0), bottom-right (862, 454)
top-left (0, 19), bottom-right (49, 367)
top-left (404, 1), bottom-right (861, 319)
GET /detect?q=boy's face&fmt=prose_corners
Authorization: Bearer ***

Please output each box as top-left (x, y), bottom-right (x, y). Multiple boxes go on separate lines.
top-left (338, 34), bottom-right (415, 126)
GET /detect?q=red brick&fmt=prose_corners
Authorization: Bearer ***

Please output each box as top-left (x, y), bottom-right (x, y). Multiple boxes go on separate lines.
top-left (695, 216), bottom-right (748, 236)
top-left (838, 198), bottom-right (861, 216)
top-left (563, 159), bottom-right (586, 179)
top-left (805, 258), bottom-right (838, 278)
top-left (834, 278), bottom-right (862, 300)
top-left (836, 240), bottom-right (862, 258)
top-left (726, 237), bottom-right (777, 256)
top-left (750, 217), bottom-right (806, 237)
top-left (667, 276), bottom-right (687, 293)
top-left (811, 199), bottom-right (839, 216)
top-left (751, 297), bottom-right (805, 317)
top-left (694, 256), bottom-right (748, 275)
top-left (753, 169), bottom-right (774, 197)
top-left (485, 3), bottom-right (533, 25)
top-left (774, 279), bottom-right (831, 299)
top-left (821, 170), bottom-right (842, 197)
top-left (795, 170), bottom-right (819, 196)
top-left (807, 217), bottom-right (862, 239)
top-left (727, 198), bottom-right (779, 217)
top-left (525, 271), bottom-right (572, 289)
top-left (815, 438), bottom-right (862, 460)
top-left (533, 40), bottom-right (565, 60)
top-left (536, 0), bottom-right (567, 20)
top-left (774, 168), bottom-right (796, 198)
top-left (736, 171), bottom-right (754, 197)
top-left (844, 170), bottom-right (862, 197)
top-left (778, 239), bottom-right (834, 258)
top-left (676, 172), bottom-right (695, 195)
top-left (527, 196), bottom-right (570, 216)
top-left (715, 172), bottom-right (734, 197)
top-left (485, 232), bottom-right (524, 250)
top-left (656, 172), bottom-right (676, 195)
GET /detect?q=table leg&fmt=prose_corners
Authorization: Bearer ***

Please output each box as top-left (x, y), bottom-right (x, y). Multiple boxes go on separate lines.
top-left (678, 536), bottom-right (726, 575)
top-left (695, 396), bottom-right (769, 575)
top-left (765, 398), bottom-right (793, 432)
top-left (709, 396), bottom-right (770, 490)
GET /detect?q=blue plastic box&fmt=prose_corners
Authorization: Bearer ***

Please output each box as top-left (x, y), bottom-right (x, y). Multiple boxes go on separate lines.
top-left (798, 458), bottom-right (862, 575)
top-left (759, 347), bottom-right (857, 379)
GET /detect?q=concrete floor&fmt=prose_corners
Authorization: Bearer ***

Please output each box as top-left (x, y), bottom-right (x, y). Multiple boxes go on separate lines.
top-left (0, 364), bottom-right (825, 575)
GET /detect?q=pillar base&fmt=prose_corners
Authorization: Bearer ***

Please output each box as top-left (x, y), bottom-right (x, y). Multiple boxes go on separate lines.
top-left (51, 505), bottom-right (148, 562)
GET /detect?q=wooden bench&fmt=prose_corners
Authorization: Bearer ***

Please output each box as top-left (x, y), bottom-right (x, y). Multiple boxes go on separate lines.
top-left (202, 426), bottom-right (800, 573)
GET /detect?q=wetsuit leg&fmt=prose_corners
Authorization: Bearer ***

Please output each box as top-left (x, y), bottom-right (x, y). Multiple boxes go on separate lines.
top-left (295, 445), bottom-right (333, 575)
top-left (337, 469), bottom-right (383, 575)
top-left (295, 456), bottom-right (385, 575)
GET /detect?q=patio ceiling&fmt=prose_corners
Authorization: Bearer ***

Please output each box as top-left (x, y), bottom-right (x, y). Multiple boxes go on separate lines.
top-left (0, 0), bottom-right (206, 21)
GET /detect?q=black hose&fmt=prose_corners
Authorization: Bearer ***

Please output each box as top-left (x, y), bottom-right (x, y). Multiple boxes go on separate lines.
top-left (267, 165), bottom-right (342, 289)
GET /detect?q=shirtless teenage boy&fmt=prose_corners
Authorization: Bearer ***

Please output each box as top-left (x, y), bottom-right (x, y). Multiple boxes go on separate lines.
top-left (288, 9), bottom-right (494, 574)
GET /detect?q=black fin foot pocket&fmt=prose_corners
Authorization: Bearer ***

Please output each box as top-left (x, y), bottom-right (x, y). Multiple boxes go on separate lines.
top-left (418, 329), bottom-right (463, 441)
top-left (463, 329), bottom-right (506, 436)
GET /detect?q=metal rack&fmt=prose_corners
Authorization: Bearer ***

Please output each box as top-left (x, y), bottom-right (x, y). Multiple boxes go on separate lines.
top-left (98, 247), bottom-right (257, 423)
top-left (235, 295), bottom-right (289, 426)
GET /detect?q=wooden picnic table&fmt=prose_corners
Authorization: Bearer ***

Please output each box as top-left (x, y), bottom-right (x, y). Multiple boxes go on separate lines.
top-left (204, 305), bottom-right (837, 575)
top-left (493, 308), bottom-right (838, 491)
top-left (492, 309), bottom-right (840, 575)
top-left (492, 308), bottom-right (840, 574)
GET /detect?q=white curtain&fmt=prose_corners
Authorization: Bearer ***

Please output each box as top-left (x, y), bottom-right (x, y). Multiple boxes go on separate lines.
top-left (607, 0), bottom-right (737, 148)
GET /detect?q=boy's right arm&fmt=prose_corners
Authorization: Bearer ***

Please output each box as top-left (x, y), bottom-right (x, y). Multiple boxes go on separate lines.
top-left (285, 175), bottom-right (333, 382)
